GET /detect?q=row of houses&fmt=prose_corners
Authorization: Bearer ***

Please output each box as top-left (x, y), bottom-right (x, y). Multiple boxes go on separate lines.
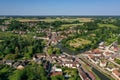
top-left (3, 60), bottom-right (28, 70)
top-left (33, 53), bottom-right (80, 78)
top-left (86, 41), bottom-right (120, 79)
top-left (33, 53), bottom-right (80, 69)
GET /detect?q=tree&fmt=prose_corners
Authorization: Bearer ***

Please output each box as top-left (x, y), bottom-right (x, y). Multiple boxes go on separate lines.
top-left (53, 48), bottom-right (61, 54)
top-left (118, 36), bottom-right (120, 44)
top-left (51, 75), bottom-right (64, 80)
top-left (9, 64), bottom-right (47, 80)
top-left (84, 22), bottom-right (98, 30)
top-left (15, 47), bottom-right (19, 54)
top-left (9, 70), bottom-right (26, 80)
top-left (8, 20), bottom-right (22, 31)
top-left (24, 46), bottom-right (33, 59)
top-left (47, 46), bottom-right (53, 55)
top-left (114, 20), bottom-right (120, 27)
top-left (0, 65), bottom-right (13, 80)
top-left (47, 46), bottom-right (61, 55)
top-left (8, 20), bottom-right (27, 31)
top-left (5, 54), bottom-right (18, 60)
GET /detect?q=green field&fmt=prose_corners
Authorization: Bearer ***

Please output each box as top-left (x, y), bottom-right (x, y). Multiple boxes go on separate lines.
top-left (68, 38), bottom-right (91, 48)
top-left (59, 23), bottom-right (83, 30)
top-left (98, 23), bottom-right (118, 28)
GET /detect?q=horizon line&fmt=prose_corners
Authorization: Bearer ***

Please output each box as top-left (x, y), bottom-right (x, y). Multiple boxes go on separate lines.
top-left (1, 15), bottom-right (120, 17)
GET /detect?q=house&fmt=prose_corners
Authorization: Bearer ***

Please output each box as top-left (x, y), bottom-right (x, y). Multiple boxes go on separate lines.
top-left (99, 42), bottom-right (105, 49)
top-left (5, 60), bottom-right (14, 66)
top-left (114, 47), bottom-right (119, 52)
top-left (62, 61), bottom-right (79, 68)
top-left (58, 54), bottom-right (66, 58)
top-left (88, 54), bottom-right (99, 64)
top-left (17, 65), bottom-right (24, 70)
top-left (51, 66), bottom-right (62, 72)
top-left (50, 72), bottom-right (62, 76)
top-left (34, 54), bottom-right (46, 59)
top-left (13, 62), bottom-right (20, 68)
top-left (100, 61), bottom-right (107, 67)
top-left (50, 65), bottom-right (62, 76)
top-left (99, 42), bottom-right (104, 46)
top-left (110, 46), bottom-right (119, 52)
top-left (60, 56), bottom-right (74, 62)
top-left (33, 54), bottom-right (46, 61)
top-left (88, 71), bottom-right (96, 80)
top-left (112, 69), bottom-right (120, 80)
top-left (51, 54), bottom-right (57, 59)
top-left (106, 67), bottom-right (115, 72)
top-left (103, 51), bottom-right (112, 57)
top-left (13, 61), bottom-right (26, 69)
top-left (92, 49), bottom-right (101, 54)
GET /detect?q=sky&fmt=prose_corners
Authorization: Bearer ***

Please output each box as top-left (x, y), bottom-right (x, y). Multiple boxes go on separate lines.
top-left (0, 0), bottom-right (120, 15)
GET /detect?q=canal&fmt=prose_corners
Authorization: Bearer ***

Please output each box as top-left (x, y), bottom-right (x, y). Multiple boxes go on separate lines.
top-left (56, 42), bottom-right (78, 55)
top-left (92, 68), bottom-right (111, 80)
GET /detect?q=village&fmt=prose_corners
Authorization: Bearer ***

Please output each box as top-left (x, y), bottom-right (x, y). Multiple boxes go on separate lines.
top-left (1, 35), bottom-right (120, 80)
top-left (0, 16), bottom-right (120, 80)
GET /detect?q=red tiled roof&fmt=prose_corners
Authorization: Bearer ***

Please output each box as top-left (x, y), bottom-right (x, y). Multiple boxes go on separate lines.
top-left (105, 52), bottom-right (111, 55)
top-left (88, 54), bottom-right (94, 59)
top-left (50, 72), bottom-right (62, 76)
top-left (93, 49), bottom-right (100, 53)
top-left (113, 69), bottom-right (120, 76)
top-left (88, 71), bottom-right (96, 80)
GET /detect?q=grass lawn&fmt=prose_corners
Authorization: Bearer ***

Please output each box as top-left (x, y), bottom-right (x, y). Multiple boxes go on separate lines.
top-left (107, 62), bottom-right (116, 68)
top-left (98, 23), bottom-right (118, 28)
top-left (68, 38), bottom-right (91, 48)
top-left (62, 67), bottom-right (81, 80)
top-left (115, 58), bottom-right (120, 65)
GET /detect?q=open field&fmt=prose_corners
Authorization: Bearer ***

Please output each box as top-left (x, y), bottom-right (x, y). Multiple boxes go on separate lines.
top-left (98, 23), bottom-right (118, 28)
top-left (18, 18), bottom-right (92, 22)
top-left (68, 38), bottom-right (91, 48)
top-left (59, 23), bottom-right (83, 30)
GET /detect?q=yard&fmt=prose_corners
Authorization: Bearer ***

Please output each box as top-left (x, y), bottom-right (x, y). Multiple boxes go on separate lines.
top-left (62, 67), bottom-right (81, 80)
top-left (67, 38), bottom-right (91, 49)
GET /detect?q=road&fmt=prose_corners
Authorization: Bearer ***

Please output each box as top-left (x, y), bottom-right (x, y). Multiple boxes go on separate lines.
top-left (44, 47), bottom-right (52, 63)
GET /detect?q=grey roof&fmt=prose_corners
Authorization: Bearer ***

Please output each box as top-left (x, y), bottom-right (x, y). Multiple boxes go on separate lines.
top-left (5, 60), bottom-right (14, 63)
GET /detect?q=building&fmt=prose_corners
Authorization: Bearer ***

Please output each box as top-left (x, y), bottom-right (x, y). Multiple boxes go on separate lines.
top-left (50, 72), bottom-right (62, 76)
top-left (103, 51), bottom-right (112, 57)
top-left (88, 54), bottom-right (99, 64)
top-left (17, 65), bottom-right (24, 70)
top-left (62, 61), bottom-right (79, 68)
top-left (88, 71), bottom-right (96, 80)
top-left (50, 65), bottom-right (62, 76)
top-left (99, 42), bottom-right (105, 49)
top-left (5, 60), bottom-right (14, 66)
top-left (100, 61), bottom-right (107, 67)
top-left (112, 69), bottom-right (120, 80)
